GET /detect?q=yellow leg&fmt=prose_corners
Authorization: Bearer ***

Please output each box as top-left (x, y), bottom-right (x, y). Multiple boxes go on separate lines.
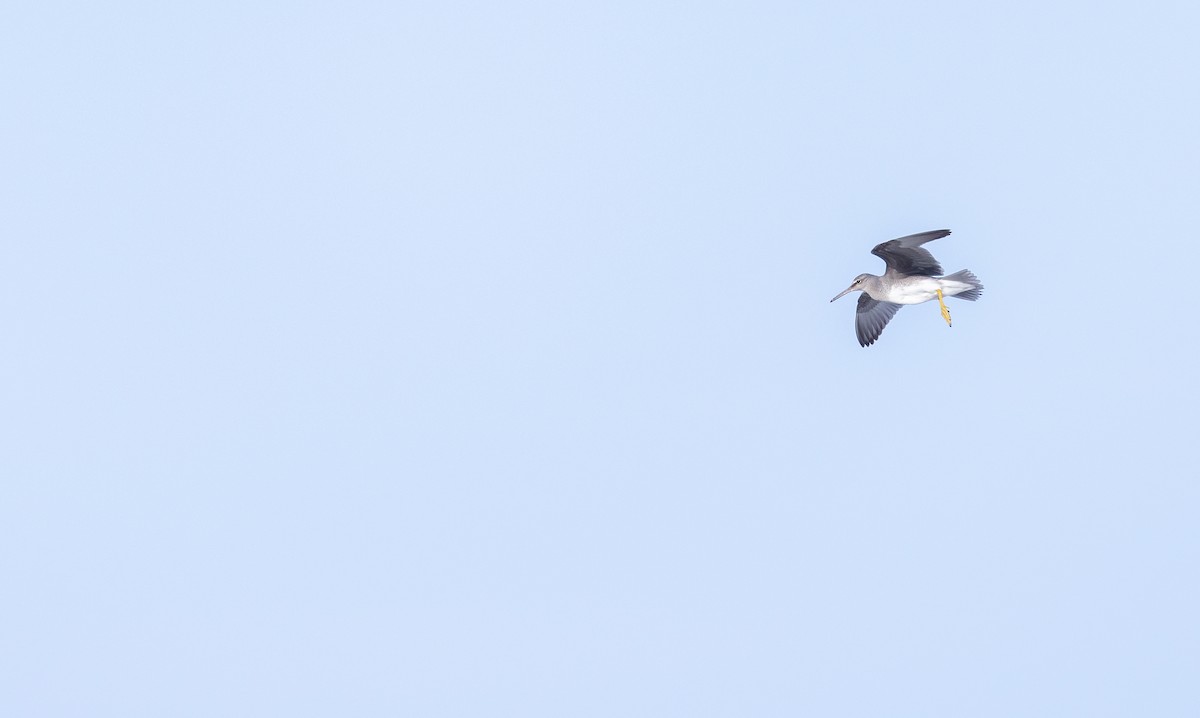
top-left (936, 289), bottom-right (952, 327)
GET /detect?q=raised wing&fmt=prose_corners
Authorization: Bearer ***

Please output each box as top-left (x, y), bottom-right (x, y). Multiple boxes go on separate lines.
top-left (871, 229), bottom-right (950, 277)
top-left (856, 294), bottom-right (903, 347)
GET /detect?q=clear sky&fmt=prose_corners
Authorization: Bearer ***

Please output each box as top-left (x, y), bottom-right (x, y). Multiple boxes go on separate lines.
top-left (4, 1), bottom-right (1199, 715)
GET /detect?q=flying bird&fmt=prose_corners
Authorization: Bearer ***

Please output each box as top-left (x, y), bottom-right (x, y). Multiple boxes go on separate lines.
top-left (831, 229), bottom-right (983, 347)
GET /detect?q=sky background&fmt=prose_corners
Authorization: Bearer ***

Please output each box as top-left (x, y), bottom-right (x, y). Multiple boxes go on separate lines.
top-left (3, 1), bottom-right (1199, 715)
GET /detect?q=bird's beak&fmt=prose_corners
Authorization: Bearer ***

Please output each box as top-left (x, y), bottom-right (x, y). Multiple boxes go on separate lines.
top-left (830, 286), bottom-right (854, 302)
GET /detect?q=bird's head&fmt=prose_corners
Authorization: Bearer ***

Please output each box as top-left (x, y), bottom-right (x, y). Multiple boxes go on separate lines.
top-left (830, 274), bottom-right (871, 302)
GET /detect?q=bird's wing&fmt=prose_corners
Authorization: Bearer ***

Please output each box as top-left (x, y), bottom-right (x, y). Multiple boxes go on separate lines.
top-left (871, 229), bottom-right (950, 277)
top-left (856, 294), bottom-right (903, 347)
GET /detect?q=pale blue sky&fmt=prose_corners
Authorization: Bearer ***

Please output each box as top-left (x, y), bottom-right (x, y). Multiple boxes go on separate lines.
top-left (3, 1), bottom-right (1199, 715)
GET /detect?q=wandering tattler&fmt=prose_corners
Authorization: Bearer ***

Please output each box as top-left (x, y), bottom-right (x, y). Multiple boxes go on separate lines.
top-left (830, 229), bottom-right (983, 347)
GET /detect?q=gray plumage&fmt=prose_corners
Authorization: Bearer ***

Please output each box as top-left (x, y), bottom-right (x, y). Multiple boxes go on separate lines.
top-left (855, 295), bottom-right (903, 347)
top-left (831, 229), bottom-right (984, 347)
top-left (870, 229), bottom-right (950, 276)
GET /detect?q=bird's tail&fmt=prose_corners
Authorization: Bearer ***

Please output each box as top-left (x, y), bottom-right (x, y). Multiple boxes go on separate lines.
top-left (943, 269), bottom-right (983, 301)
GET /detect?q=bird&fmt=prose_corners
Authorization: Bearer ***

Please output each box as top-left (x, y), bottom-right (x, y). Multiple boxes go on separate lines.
top-left (830, 229), bottom-right (983, 347)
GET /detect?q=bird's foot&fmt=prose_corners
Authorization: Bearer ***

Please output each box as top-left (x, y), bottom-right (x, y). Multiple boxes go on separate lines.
top-left (937, 289), bottom-right (952, 327)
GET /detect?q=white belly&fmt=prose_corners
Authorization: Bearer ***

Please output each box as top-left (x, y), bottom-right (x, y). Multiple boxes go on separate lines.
top-left (886, 278), bottom-right (942, 305)
top-left (881, 277), bottom-right (971, 305)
